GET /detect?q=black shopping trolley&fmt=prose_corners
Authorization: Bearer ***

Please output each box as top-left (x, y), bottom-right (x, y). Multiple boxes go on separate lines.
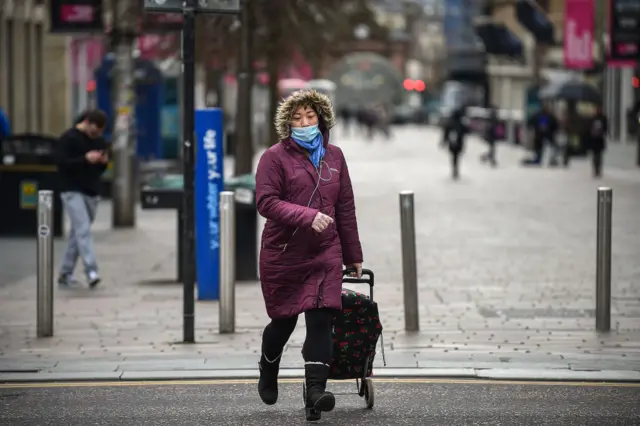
top-left (302, 268), bottom-right (386, 408)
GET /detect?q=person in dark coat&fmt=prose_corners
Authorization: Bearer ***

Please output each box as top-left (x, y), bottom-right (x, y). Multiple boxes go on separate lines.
top-left (355, 106), bottom-right (368, 135)
top-left (374, 103), bottom-right (392, 140)
top-left (585, 106), bottom-right (608, 178)
top-left (340, 105), bottom-right (354, 136)
top-left (480, 105), bottom-right (499, 167)
top-left (446, 106), bottom-right (468, 179)
top-left (55, 109), bottom-right (109, 288)
top-left (255, 89), bottom-right (363, 422)
top-left (525, 103), bottom-right (559, 166)
top-left (361, 104), bottom-right (377, 141)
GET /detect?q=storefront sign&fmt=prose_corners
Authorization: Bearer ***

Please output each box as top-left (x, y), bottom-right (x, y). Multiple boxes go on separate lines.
top-left (609, 0), bottom-right (640, 63)
top-left (50, 0), bottom-right (104, 33)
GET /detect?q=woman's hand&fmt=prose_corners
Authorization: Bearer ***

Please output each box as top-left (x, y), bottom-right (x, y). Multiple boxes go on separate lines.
top-left (347, 263), bottom-right (363, 278)
top-left (311, 212), bottom-right (334, 233)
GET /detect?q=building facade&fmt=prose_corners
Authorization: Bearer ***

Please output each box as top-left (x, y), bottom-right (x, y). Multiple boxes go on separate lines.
top-left (1, 0), bottom-right (72, 137)
top-left (488, 0), bottom-right (638, 142)
top-left (486, 0), bottom-right (570, 115)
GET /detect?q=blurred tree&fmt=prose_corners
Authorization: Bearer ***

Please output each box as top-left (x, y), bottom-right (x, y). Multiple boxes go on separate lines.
top-left (235, 0), bottom-right (256, 175)
top-left (195, 15), bottom-right (238, 106)
top-left (183, 0), bottom-right (387, 163)
top-left (139, 14), bottom-right (237, 105)
top-left (253, 0), bottom-right (385, 145)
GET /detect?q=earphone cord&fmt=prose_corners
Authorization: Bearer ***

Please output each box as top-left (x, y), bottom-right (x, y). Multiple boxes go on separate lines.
top-left (282, 161), bottom-right (332, 252)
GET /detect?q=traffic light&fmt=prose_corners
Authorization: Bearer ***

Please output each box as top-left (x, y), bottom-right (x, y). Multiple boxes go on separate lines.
top-left (404, 79), bottom-right (426, 92)
top-left (633, 76), bottom-right (639, 89)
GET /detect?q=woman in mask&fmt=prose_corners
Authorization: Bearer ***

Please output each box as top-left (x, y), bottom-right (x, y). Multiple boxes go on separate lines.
top-left (255, 89), bottom-right (364, 421)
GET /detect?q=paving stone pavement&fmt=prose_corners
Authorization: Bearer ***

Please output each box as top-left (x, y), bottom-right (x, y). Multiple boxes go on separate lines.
top-left (603, 140), bottom-right (639, 170)
top-left (1, 125), bottom-right (640, 379)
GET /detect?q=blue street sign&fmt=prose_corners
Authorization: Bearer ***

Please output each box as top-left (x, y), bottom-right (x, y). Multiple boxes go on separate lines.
top-left (195, 108), bottom-right (225, 300)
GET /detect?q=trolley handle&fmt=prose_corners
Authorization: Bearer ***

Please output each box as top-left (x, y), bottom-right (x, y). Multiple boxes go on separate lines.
top-left (342, 268), bottom-right (374, 287)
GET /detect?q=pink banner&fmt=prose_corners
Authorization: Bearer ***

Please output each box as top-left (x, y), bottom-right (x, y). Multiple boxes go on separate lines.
top-left (564, 0), bottom-right (594, 69)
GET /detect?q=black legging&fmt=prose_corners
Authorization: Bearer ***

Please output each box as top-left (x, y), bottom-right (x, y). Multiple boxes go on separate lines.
top-left (262, 308), bottom-right (333, 365)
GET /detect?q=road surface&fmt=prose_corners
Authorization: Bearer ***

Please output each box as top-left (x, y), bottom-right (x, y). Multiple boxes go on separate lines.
top-left (1, 378), bottom-right (639, 425)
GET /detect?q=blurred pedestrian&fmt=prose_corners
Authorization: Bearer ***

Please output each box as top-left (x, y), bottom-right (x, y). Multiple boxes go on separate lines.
top-left (355, 106), bottom-right (367, 136)
top-left (557, 110), bottom-right (572, 167)
top-left (340, 105), bottom-right (354, 137)
top-left (446, 107), bottom-right (468, 179)
top-left (585, 106), bottom-right (608, 178)
top-left (54, 109), bottom-right (109, 288)
top-left (480, 105), bottom-right (499, 167)
top-left (377, 103), bottom-right (392, 139)
top-left (362, 104), bottom-right (377, 141)
top-left (255, 89), bottom-right (364, 422)
top-left (524, 103), bottom-right (559, 166)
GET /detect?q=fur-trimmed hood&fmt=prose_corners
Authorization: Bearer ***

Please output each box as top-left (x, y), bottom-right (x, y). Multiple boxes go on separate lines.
top-left (274, 89), bottom-right (336, 140)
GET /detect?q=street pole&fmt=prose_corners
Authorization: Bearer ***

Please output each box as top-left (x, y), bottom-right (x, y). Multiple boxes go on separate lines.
top-left (182, 0), bottom-right (196, 344)
top-left (37, 190), bottom-right (54, 338)
top-left (234, 0), bottom-right (254, 175)
top-left (399, 191), bottom-right (419, 332)
top-left (219, 191), bottom-right (236, 333)
top-left (595, 187), bottom-right (612, 332)
top-left (143, 0), bottom-right (240, 343)
top-left (111, 0), bottom-right (137, 228)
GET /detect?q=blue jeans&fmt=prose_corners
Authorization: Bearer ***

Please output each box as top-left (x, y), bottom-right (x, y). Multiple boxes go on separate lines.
top-left (59, 192), bottom-right (99, 276)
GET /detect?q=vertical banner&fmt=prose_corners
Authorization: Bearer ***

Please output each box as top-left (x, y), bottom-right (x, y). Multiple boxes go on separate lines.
top-left (195, 108), bottom-right (225, 300)
top-left (564, 0), bottom-right (594, 69)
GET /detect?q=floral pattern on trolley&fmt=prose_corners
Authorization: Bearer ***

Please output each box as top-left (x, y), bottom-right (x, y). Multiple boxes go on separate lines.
top-left (330, 288), bottom-right (383, 380)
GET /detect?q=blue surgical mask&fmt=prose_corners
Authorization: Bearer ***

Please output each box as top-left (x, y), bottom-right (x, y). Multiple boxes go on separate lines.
top-left (291, 124), bottom-right (320, 142)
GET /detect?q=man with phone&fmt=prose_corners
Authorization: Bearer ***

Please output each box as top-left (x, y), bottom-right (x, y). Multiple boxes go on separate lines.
top-left (55, 109), bottom-right (109, 288)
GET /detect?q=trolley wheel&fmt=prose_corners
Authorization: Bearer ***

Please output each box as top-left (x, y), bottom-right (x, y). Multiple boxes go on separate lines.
top-left (364, 378), bottom-right (375, 409)
top-left (302, 381), bottom-right (307, 404)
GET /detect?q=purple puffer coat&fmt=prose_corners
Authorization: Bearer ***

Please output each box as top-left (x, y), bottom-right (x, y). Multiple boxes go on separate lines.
top-left (255, 90), bottom-right (363, 319)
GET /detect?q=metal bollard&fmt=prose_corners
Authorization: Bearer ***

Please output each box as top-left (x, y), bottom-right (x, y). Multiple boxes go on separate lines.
top-left (399, 191), bottom-right (419, 332)
top-left (596, 187), bottom-right (612, 332)
top-left (37, 190), bottom-right (54, 337)
top-left (219, 191), bottom-right (236, 333)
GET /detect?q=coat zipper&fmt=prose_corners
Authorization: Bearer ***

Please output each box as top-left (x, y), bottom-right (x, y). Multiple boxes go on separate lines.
top-left (282, 162), bottom-right (323, 253)
top-left (281, 227), bottom-right (299, 252)
top-left (316, 277), bottom-right (324, 308)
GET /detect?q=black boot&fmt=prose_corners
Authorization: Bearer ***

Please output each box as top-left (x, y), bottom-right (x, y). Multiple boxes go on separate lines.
top-left (258, 353), bottom-right (281, 405)
top-left (304, 364), bottom-right (335, 421)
